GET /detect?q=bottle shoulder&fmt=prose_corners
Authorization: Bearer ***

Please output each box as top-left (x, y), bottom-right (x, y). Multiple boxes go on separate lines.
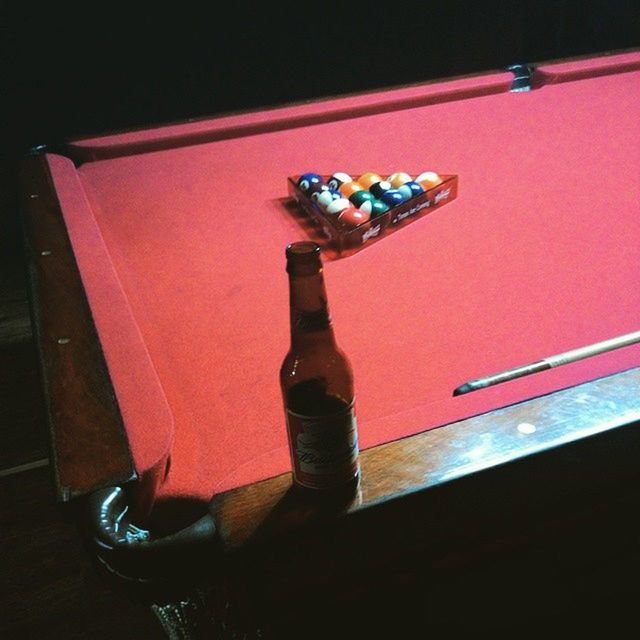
top-left (281, 344), bottom-right (352, 368)
top-left (280, 345), bottom-right (354, 390)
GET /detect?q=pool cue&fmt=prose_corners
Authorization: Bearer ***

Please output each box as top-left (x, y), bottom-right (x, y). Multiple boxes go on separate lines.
top-left (453, 330), bottom-right (640, 396)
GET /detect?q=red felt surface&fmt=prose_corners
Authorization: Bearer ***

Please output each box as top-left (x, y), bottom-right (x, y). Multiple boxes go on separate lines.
top-left (49, 52), bottom-right (640, 503)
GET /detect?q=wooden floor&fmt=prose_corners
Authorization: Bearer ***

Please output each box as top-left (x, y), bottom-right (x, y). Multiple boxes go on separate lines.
top-left (0, 165), bottom-right (166, 639)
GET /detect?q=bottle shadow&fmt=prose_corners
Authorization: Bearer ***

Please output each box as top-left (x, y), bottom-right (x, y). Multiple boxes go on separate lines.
top-left (249, 475), bottom-right (363, 543)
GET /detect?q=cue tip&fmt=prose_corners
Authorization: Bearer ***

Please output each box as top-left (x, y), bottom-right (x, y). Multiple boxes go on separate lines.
top-left (452, 382), bottom-right (474, 396)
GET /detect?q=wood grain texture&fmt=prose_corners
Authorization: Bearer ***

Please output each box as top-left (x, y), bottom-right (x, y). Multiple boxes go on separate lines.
top-left (210, 368), bottom-right (640, 633)
top-left (19, 154), bottom-right (137, 501)
top-left (212, 367), bottom-right (640, 551)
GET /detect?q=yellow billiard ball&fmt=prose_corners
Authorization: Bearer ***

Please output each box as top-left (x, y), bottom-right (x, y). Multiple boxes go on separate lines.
top-left (416, 171), bottom-right (443, 190)
top-left (387, 172), bottom-right (412, 188)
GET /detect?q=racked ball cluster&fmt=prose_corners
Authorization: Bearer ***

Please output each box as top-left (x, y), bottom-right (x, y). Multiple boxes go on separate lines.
top-left (297, 171), bottom-right (444, 229)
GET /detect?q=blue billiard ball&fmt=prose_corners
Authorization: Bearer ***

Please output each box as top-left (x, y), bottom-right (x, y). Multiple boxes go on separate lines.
top-left (381, 189), bottom-right (407, 207)
top-left (298, 172), bottom-right (323, 193)
top-left (397, 181), bottom-right (425, 200)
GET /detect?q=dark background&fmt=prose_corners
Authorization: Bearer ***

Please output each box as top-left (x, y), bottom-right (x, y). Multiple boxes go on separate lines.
top-left (2, 1), bottom-right (639, 160)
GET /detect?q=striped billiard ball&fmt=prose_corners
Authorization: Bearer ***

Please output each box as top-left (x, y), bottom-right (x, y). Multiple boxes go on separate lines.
top-left (328, 173), bottom-right (353, 191)
top-left (312, 188), bottom-right (342, 209)
top-left (358, 198), bottom-right (390, 218)
top-left (397, 181), bottom-right (424, 200)
top-left (325, 198), bottom-right (352, 216)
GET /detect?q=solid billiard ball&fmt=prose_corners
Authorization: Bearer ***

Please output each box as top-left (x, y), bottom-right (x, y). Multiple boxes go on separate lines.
top-left (358, 172), bottom-right (383, 190)
top-left (337, 206), bottom-right (370, 229)
top-left (370, 180), bottom-right (392, 199)
top-left (397, 181), bottom-right (424, 200)
top-left (405, 181), bottom-right (425, 196)
top-left (312, 188), bottom-right (342, 209)
top-left (339, 181), bottom-right (365, 199)
top-left (298, 172), bottom-right (323, 193)
top-left (358, 198), bottom-right (390, 217)
top-left (325, 198), bottom-right (352, 215)
top-left (416, 171), bottom-right (443, 190)
top-left (381, 189), bottom-right (407, 207)
top-left (349, 190), bottom-right (375, 208)
top-left (328, 173), bottom-right (353, 191)
top-left (387, 172), bottom-right (412, 188)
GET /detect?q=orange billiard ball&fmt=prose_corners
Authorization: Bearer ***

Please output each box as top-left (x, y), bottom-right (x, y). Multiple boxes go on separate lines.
top-left (357, 172), bottom-right (384, 190)
top-left (338, 181), bottom-right (365, 198)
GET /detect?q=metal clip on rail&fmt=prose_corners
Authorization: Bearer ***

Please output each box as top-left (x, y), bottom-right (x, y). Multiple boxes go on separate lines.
top-left (508, 63), bottom-right (536, 92)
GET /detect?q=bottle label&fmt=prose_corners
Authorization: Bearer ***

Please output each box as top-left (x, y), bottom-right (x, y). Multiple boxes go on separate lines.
top-left (286, 401), bottom-right (359, 489)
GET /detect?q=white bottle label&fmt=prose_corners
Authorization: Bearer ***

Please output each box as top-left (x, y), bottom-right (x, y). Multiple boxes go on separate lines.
top-left (286, 401), bottom-right (359, 489)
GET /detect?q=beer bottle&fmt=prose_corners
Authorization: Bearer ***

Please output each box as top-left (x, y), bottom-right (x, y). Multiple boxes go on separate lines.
top-left (280, 241), bottom-right (360, 491)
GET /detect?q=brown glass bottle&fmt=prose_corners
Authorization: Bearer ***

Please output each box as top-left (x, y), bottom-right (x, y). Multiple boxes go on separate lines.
top-left (280, 241), bottom-right (360, 491)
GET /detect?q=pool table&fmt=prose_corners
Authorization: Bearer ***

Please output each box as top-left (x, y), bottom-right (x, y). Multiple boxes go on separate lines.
top-left (20, 50), bottom-right (640, 636)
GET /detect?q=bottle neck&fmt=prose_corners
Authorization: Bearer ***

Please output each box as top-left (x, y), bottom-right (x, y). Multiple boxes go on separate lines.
top-left (288, 270), bottom-right (337, 351)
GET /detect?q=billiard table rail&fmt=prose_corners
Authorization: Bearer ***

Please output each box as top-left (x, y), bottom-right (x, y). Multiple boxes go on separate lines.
top-left (50, 48), bottom-right (638, 166)
top-left (56, 366), bottom-right (640, 589)
top-left (20, 152), bottom-right (145, 503)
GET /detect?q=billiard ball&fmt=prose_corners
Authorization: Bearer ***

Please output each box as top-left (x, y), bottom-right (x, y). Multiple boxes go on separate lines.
top-left (312, 189), bottom-right (342, 209)
top-left (308, 184), bottom-right (329, 199)
top-left (370, 180), bottom-right (392, 199)
top-left (381, 189), bottom-right (407, 207)
top-left (358, 172), bottom-right (383, 190)
top-left (307, 180), bottom-right (331, 196)
top-left (358, 198), bottom-right (390, 217)
top-left (349, 190), bottom-right (376, 208)
top-left (397, 181), bottom-right (424, 200)
top-left (405, 181), bottom-right (425, 196)
top-left (298, 172), bottom-right (323, 193)
top-left (337, 206), bottom-right (370, 229)
top-left (328, 173), bottom-right (353, 191)
top-left (416, 171), bottom-right (443, 190)
top-left (339, 181), bottom-right (365, 199)
top-left (387, 172), bottom-right (412, 188)
top-left (325, 198), bottom-right (352, 215)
